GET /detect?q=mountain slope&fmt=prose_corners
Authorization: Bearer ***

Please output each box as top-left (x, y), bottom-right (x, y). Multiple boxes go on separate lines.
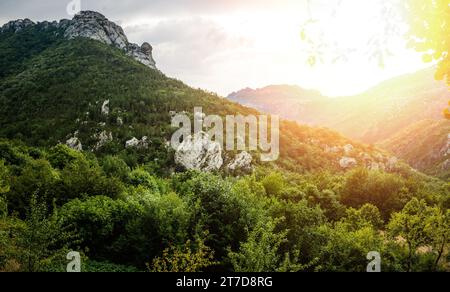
top-left (0, 11), bottom-right (448, 273)
top-left (228, 68), bottom-right (450, 144)
top-left (0, 12), bottom-right (401, 175)
top-left (380, 119), bottom-right (450, 179)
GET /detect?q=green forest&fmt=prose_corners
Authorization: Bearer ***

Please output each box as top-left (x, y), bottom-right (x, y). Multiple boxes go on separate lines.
top-left (0, 14), bottom-right (448, 273)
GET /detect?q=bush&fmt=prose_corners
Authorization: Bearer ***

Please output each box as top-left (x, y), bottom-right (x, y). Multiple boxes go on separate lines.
top-left (102, 155), bottom-right (130, 181)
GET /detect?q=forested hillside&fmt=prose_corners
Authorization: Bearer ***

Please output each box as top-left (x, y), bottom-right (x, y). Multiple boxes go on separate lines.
top-left (380, 119), bottom-right (450, 180)
top-left (0, 12), bottom-right (448, 273)
top-left (228, 68), bottom-right (449, 144)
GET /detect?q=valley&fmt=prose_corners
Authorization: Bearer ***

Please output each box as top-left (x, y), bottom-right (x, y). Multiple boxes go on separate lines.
top-left (0, 10), bottom-right (448, 273)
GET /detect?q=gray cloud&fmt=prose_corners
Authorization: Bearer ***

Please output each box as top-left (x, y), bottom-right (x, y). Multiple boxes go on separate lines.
top-left (125, 17), bottom-right (251, 75)
top-left (0, 0), bottom-right (423, 97)
top-left (0, 0), bottom-right (299, 23)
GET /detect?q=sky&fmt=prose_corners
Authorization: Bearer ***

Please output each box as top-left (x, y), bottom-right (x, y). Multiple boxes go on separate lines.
top-left (0, 0), bottom-right (430, 97)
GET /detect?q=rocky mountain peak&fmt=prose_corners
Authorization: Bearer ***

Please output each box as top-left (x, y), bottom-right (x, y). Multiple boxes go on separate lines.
top-left (65, 11), bottom-right (156, 69)
top-left (1, 18), bottom-right (35, 33)
top-left (0, 11), bottom-right (157, 69)
top-left (64, 11), bottom-right (128, 50)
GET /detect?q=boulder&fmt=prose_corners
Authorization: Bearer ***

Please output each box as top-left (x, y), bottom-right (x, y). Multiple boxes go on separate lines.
top-left (66, 137), bottom-right (83, 151)
top-left (339, 157), bottom-right (357, 169)
top-left (126, 136), bottom-right (149, 150)
top-left (387, 157), bottom-right (398, 170)
top-left (227, 151), bottom-right (253, 172)
top-left (93, 131), bottom-right (113, 150)
top-left (343, 144), bottom-right (354, 155)
top-left (175, 132), bottom-right (223, 171)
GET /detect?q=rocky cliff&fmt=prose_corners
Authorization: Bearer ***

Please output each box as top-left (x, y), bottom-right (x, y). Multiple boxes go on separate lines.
top-left (1, 11), bottom-right (156, 69)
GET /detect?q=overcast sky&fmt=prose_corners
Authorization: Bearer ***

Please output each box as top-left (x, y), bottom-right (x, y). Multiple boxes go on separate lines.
top-left (0, 0), bottom-right (428, 97)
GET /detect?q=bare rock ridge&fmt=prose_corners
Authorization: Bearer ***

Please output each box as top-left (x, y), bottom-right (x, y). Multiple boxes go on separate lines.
top-left (1, 11), bottom-right (156, 69)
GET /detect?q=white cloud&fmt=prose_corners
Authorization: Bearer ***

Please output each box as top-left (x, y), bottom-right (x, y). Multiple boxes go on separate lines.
top-left (0, 0), bottom-right (427, 97)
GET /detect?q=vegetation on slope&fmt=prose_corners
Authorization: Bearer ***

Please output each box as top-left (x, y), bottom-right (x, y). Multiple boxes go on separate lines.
top-left (0, 23), bottom-right (448, 272)
top-left (380, 119), bottom-right (450, 180)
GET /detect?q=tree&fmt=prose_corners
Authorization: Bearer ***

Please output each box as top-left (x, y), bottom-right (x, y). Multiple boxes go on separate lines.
top-left (0, 160), bottom-right (9, 195)
top-left (343, 204), bottom-right (384, 231)
top-left (59, 155), bottom-right (123, 201)
top-left (101, 155), bottom-right (130, 181)
top-left (269, 199), bottom-right (325, 265)
top-left (127, 168), bottom-right (159, 193)
top-left (0, 160), bottom-right (9, 217)
top-left (59, 196), bottom-right (135, 263)
top-left (387, 198), bottom-right (449, 272)
top-left (423, 207), bottom-right (450, 270)
top-left (342, 168), bottom-right (410, 219)
top-left (16, 195), bottom-right (76, 272)
top-left (315, 222), bottom-right (385, 272)
top-left (7, 159), bottom-right (60, 216)
top-left (148, 237), bottom-right (216, 272)
top-left (47, 144), bottom-right (82, 170)
top-left (173, 172), bottom-right (260, 265)
top-left (228, 219), bottom-right (288, 272)
top-left (405, 0), bottom-right (450, 86)
top-left (262, 173), bottom-right (285, 196)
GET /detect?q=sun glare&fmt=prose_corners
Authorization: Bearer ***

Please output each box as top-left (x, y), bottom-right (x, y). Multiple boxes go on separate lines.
top-left (125, 0), bottom-right (428, 97)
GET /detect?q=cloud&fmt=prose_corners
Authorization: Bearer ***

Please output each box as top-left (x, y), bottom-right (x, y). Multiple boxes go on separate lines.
top-left (125, 17), bottom-right (251, 74)
top-left (0, 0), bottom-right (426, 97)
top-left (0, 0), bottom-right (302, 23)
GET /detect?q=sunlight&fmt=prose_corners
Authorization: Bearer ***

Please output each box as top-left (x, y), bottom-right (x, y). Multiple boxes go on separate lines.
top-left (123, 0), bottom-right (429, 97)
top-left (197, 0), bottom-right (426, 96)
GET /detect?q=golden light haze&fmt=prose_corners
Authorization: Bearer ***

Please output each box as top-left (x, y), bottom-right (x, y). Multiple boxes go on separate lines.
top-left (123, 0), bottom-right (430, 97)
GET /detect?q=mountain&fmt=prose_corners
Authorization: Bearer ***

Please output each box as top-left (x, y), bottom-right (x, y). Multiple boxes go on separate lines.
top-left (0, 11), bottom-right (448, 273)
top-left (0, 11), bottom-right (400, 175)
top-left (228, 68), bottom-right (450, 144)
top-left (380, 119), bottom-right (450, 179)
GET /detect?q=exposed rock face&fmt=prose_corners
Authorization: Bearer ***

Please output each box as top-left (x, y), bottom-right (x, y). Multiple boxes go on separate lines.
top-left (387, 157), bottom-right (398, 170)
top-left (175, 132), bottom-right (223, 172)
top-left (66, 137), bottom-right (83, 151)
top-left (343, 144), bottom-right (354, 155)
top-left (1, 11), bottom-right (157, 69)
top-left (325, 145), bottom-right (340, 153)
top-left (368, 162), bottom-right (385, 171)
top-left (126, 137), bottom-right (149, 149)
top-left (339, 157), bottom-right (357, 169)
top-left (227, 152), bottom-right (253, 172)
top-left (443, 159), bottom-right (450, 170)
top-left (93, 131), bottom-right (113, 150)
top-left (64, 11), bottom-right (128, 50)
top-left (127, 42), bottom-right (156, 69)
top-left (441, 134), bottom-right (450, 157)
top-left (1, 19), bottom-right (35, 33)
top-left (65, 11), bottom-right (156, 69)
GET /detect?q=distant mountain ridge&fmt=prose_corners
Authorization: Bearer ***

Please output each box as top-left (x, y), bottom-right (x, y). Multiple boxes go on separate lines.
top-left (228, 67), bottom-right (449, 144)
top-left (0, 11), bottom-right (402, 175)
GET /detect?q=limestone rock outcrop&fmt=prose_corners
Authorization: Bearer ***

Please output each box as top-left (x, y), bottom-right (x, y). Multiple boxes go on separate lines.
top-left (126, 136), bottom-right (150, 150)
top-left (227, 152), bottom-right (253, 172)
top-left (339, 157), bottom-right (357, 169)
top-left (175, 132), bottom-right (223, 172)
top-left (1, 11), bottom-right (157, 69)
